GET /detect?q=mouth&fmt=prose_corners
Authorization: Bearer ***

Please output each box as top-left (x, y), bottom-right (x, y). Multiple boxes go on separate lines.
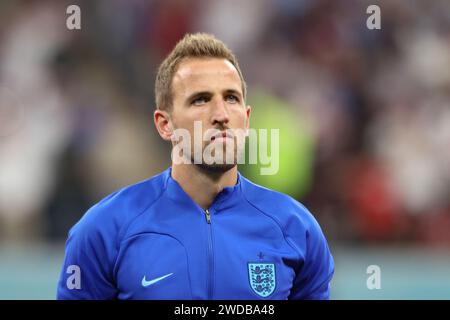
top-left (211, 131), bottom-right (234, 142)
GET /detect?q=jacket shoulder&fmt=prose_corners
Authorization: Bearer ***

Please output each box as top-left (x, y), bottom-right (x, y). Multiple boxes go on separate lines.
top-left (240, 175), bottom-right (319, 232)
top-left (68, 170), bottom-right (168, 241)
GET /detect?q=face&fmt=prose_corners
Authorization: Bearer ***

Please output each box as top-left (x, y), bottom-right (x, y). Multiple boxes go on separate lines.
top-left (155, 57), bottom-right (251, 173)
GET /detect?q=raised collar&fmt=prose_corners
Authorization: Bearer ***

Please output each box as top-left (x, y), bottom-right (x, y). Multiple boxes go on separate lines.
top-left (163, 167), bottom-right (243, 212)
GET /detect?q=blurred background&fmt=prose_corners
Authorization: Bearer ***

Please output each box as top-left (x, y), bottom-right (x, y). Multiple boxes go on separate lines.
top-left (0, 0), bottom-right (449, 299)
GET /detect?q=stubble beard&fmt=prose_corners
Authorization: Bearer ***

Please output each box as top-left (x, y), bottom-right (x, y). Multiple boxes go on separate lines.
top-left (192, 140), bottom-right (238, 173)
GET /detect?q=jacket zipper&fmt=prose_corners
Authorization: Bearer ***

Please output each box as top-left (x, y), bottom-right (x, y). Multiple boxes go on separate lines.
top-left (204, 209), bottom-right (213, 299)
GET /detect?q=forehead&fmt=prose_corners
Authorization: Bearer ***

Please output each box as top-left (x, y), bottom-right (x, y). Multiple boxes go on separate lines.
top-left (172, 58), bottom-right (242, 96)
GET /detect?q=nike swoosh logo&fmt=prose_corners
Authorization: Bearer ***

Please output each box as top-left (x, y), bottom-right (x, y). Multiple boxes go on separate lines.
top-left (141, 273), bottom-right (173, 287)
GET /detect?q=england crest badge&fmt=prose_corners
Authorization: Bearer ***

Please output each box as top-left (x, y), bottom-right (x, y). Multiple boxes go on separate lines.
top-left (248, 263), bottom-right (276, 298)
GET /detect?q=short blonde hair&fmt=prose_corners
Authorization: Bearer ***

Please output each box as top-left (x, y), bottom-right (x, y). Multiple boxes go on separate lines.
top-left (155, 33), bottom-right (247, 111)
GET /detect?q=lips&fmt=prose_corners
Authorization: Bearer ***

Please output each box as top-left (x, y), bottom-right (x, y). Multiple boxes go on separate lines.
top-left (211, 131), bottom-right (234, 141)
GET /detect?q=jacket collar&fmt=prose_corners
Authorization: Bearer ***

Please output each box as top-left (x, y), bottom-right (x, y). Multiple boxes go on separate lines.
top-left (163, 167), bottom-right (243, 212)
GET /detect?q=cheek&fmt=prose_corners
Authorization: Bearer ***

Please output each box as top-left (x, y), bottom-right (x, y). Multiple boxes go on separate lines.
top-left (172, 113), bottom-right (201, 138)
top-left (172, 108), bottom-right (199, 127)
top-left (230, 108), bottom-right (249, 125)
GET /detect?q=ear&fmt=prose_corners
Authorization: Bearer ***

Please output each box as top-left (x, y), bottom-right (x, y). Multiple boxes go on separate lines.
top-left (245, 105), bottom-right (251, 134)
top-left (154, 109), bottom-right (173, 141)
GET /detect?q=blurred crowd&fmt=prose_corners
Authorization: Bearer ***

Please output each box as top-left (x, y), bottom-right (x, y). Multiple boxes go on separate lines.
top-left (0, 0), bottom-right (449, 247)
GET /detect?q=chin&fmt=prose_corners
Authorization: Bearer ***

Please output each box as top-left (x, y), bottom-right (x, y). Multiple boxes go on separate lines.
top-left (196, 163), bottom-right (236, 174)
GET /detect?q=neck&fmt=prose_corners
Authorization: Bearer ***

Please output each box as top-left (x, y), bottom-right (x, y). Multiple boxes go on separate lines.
top-left (171, 163), bottom-right (238, 210)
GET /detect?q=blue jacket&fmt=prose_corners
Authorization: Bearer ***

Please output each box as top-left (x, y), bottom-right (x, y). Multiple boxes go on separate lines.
top-left (57, 167), bottom-right (334, 299)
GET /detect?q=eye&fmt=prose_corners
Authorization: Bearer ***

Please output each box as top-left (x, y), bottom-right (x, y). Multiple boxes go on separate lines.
top-left (191, 96), bottom-right (209, 106)
top-left (225, 95), bottom-right (239, 104)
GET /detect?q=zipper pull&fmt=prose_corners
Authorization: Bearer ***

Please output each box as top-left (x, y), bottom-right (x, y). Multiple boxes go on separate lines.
top-left (205, 209), bottom-right (211, 224)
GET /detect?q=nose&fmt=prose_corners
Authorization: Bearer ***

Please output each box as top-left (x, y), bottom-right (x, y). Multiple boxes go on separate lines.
top-left (211, 97), bottom-right (230, 126)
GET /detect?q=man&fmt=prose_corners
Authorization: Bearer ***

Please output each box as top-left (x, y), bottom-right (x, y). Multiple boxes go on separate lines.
top-left (57, 33), bottom-right (334, 300)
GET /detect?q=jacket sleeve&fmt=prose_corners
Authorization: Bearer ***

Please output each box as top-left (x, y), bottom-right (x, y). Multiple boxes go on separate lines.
top-left (56, 205), bottom-right (119, 300)
top-left (288, 209), bottom-right (335, 300)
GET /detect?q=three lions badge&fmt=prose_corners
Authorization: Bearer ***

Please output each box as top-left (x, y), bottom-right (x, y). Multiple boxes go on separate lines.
top-left (248, 263), bottom-right (276, 298)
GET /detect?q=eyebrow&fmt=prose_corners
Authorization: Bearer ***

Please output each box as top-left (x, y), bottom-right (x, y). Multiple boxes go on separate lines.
top-left (224, 89), bottom-right (243, 99)
top-left (186, 91), bottom-right (212, 103)
top-left (185, 89), bottom-right (243, 104)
